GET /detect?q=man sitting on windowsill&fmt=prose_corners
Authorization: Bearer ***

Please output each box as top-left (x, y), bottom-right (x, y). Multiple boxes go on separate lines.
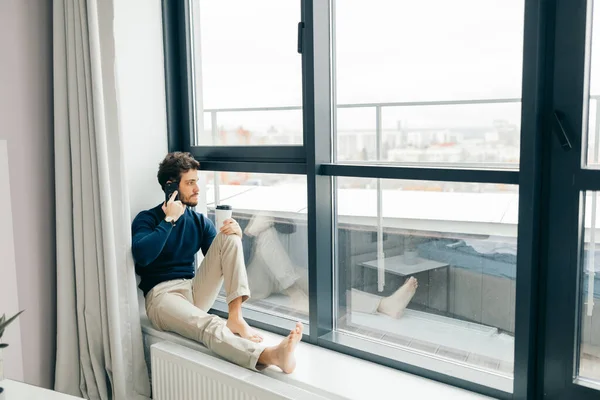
top-left (131, 152), bottom-right (301, 374)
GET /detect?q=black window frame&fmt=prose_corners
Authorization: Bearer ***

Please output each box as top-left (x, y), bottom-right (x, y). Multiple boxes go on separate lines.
top-left (161, 0), bottom-right (600, 398)
top-left (541, 0), bottom-right (600, 399)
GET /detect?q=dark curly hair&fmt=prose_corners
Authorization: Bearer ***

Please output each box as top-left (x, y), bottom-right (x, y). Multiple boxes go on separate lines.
top-left (157, 152), bottom-right (200, 190)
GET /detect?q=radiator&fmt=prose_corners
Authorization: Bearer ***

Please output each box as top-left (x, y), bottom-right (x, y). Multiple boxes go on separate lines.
top-left (150, 341), bottom-right (329, 400)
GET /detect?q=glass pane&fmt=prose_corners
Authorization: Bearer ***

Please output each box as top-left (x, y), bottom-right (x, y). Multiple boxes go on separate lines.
top-left (576, 191), bottom-right (600, 385)
top-left (333, 0), bottom-right (524, 167)
top-left (191, 1), bottom-right (302, 146)
top-left (335, 177), bottom-right (518, 390)
top-left (202, 172), bottom-right (309, 325)
top-left (202, 109), bottom-right (303, 146)
top-left (586, 2), bottom-right (600, 166)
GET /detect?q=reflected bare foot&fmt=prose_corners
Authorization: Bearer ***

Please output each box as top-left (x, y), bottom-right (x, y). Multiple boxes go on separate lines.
top-left (377, 276), bottom-right (418, 318)
top-left (284, 285), bottom-right (309, 314)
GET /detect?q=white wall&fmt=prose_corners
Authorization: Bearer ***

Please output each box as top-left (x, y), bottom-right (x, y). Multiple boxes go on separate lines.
top-left (0, 0), bottom-right (55, 389)
top-left (114, 0), bottom-right (169, 219)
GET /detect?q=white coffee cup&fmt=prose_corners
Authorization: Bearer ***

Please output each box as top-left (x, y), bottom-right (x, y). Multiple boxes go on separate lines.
top-left (215, 205), bottom-right (233, 231)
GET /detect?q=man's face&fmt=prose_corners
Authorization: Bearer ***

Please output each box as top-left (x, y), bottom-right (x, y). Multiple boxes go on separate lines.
top-left (176, 169), bottom-right (200, 207)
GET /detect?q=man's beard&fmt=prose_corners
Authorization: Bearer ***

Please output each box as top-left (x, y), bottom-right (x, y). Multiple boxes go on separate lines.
top-left (181, 196), bottom-right (198, 207)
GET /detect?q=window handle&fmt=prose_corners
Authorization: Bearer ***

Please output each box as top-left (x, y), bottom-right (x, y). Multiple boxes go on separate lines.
top-left (297, 22), bottom-right (304, 54)
top-left (553, 110), bottom-right (573, 151)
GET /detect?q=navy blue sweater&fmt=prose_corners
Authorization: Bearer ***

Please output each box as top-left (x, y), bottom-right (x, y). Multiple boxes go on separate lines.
top-left (132, 204), bottom-right (217, 296)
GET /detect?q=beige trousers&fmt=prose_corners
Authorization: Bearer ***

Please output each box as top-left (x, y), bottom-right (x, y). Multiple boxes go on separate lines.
top-left (145, 233), bottom-right (267, 370)
top-left (350, 288), bottom-right (385, 314)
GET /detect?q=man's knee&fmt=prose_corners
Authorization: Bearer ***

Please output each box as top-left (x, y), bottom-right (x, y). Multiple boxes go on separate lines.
top-left (217, 232), bottom-right (243, 247)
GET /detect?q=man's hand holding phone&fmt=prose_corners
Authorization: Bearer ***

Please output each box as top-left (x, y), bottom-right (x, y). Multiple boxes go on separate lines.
top-left (162, 190), bottom-right (185, 223)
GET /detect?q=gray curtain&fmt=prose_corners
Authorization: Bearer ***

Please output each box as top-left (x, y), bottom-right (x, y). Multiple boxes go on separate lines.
top-left (53, 0), bottom-right (151, 398)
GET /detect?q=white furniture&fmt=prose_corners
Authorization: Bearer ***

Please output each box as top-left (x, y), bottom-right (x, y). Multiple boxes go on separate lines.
top-left (361, 254), bottom-right (448, 276)
top-left (0, 380), bottom-right (83, 400)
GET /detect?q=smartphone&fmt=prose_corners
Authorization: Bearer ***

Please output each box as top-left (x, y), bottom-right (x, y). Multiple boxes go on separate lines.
top-left (164, 181), bottom-right (180, 203)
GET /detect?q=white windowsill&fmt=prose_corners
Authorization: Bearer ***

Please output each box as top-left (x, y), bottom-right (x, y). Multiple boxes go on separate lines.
top-left (141, 315), bottom-right (494, 400)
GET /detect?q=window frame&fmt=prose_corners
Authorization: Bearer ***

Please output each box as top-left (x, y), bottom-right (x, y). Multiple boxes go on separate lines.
top-left (163, 0), bottom-right (307, 162)
top-left (541, 0), bottom-right (600, 398)
top-left (159, 0), bottom-right (595, 398)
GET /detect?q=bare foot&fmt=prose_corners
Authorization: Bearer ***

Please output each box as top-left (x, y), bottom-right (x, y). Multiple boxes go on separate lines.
top-left (258, 322), bottom-right (303, 373)
top-left (226, 317), bottom-right (264, 343)
top-left (377, 276), bottom-right (418, 318)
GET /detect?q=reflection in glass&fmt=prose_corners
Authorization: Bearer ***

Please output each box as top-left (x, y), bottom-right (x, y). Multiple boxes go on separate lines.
top-left (245, 212), bottom-right (423, 321)
top-left (245, 212), bottom-right (309, 315)
top-left (335, 177), bottom-right (517, 388)
top-left (203, 172), bottom-right (309, 323)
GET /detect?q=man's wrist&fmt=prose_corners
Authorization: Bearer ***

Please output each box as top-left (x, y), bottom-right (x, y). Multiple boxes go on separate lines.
top-left (164, 216), bottom-right (176, 226)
